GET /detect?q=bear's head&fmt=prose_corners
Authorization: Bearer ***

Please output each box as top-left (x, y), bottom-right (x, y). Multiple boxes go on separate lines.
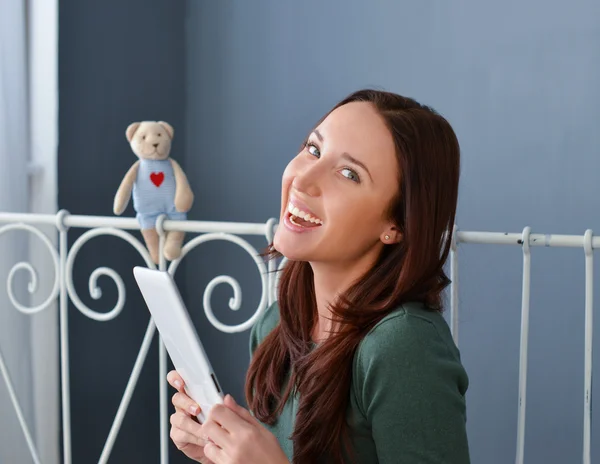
top-left (126, 121), bottom-right (174, 160)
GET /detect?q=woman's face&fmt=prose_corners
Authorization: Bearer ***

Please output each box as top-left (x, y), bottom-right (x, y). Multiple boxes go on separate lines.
top-left (273, 101), bottom-right (400, 264)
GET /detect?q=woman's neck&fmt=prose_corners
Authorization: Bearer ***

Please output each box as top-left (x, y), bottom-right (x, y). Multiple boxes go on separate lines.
top-left (309, 253), bottom-right (378, 342)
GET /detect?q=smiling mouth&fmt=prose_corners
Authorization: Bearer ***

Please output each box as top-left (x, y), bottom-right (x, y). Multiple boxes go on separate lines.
top-left (289, 214), bottom-right (320, 227)
top-left (286, 201), bottom-right (323, 228)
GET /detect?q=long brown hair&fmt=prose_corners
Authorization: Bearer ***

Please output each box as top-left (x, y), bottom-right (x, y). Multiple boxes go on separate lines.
top-left (245, 89), bottom-right (461, 463)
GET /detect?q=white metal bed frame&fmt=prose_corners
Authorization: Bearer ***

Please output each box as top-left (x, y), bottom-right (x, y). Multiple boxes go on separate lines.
top-left (0, 211), bottom-right (594, 464)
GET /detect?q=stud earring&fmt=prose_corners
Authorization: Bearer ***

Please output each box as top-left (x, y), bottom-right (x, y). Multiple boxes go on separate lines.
top-left (384, 235), bottom-right (390, 240)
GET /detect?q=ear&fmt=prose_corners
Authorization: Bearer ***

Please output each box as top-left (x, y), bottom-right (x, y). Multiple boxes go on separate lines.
top-left (126, 122), bottom-right (141, 142)
top-left (381, 226), bottom-right (402, 245)
top-left (158, 121), bottom-right (174, 139)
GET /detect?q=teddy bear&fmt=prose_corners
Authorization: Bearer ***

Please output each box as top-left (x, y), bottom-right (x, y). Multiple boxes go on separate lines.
top-left (113, 121), bottom-right (194, 264)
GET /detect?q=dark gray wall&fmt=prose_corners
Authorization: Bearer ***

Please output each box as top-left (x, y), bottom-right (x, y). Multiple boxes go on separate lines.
top-left (184, 1), bottom-right (600, 463)
top-left (58, 1), bottom-right (188, 462)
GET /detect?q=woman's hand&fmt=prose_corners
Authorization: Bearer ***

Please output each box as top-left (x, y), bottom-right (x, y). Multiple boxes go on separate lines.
top-left (167, 370), bottom-right (214, 464)
top-left (202, 394), bottom-right (289, 464)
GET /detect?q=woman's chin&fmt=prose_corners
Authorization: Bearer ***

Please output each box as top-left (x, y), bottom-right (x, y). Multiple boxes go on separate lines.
top-left (273, 235), bottom-right (311, 262)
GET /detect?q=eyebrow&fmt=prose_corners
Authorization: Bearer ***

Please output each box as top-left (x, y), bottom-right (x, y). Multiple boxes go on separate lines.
top-left (312, 129), bottom-right (373, 181)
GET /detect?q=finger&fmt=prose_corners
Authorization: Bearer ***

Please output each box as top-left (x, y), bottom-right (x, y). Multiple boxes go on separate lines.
top-left (203, 442), bottom-right (226, 464)
top-left (223, 394), bottom-right (258, 425)
top-left (172, 392), bottom-right (202, 416)
top-left (208, 403), bottom-right (252, 435)
top-left (202, 418), bottom-right (233, 449)
top-left (167, 370), bottom-right (185, 390)
top-left (170, 411), bottom-right (205, 438)
top-left (170, 425), bottom-right (208, 449)
top-left (173, 405), bottom-right (200, 424)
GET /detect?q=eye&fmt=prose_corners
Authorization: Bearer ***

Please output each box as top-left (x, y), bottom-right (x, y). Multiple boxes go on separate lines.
top-left (341, 168), bottom-right (360, 183)
top-left (306, 142), bottom-right (320, 158)
top-left (157, 133), bottom-right (162, 137)
top-left (142, 135), bottom-right (146, 140)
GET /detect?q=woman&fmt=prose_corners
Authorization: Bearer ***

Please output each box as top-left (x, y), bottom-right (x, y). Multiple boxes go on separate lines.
top-left (167, 89), bottom-right (470, 463)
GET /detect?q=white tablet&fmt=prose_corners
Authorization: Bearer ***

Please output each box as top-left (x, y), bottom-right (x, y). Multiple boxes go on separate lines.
top-left (133, 266), bottom-right (224, 422)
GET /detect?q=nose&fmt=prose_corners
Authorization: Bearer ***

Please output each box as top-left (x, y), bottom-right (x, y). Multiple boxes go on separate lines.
top-left (153, 143), bottom-right (159, 148)
top-left (292, 164), bottom-right (322, 198)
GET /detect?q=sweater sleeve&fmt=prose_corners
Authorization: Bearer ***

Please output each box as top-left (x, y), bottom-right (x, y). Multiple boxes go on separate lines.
top-left (354, 311), bottom-right (471, 463)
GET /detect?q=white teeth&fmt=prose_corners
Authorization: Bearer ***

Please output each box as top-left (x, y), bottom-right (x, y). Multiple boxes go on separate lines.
top-left (287, 201), bottom-right (323, 225)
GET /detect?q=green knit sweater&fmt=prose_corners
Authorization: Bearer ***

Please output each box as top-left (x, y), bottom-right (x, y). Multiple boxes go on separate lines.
top-left (248, 301), bottom-right (471, 463)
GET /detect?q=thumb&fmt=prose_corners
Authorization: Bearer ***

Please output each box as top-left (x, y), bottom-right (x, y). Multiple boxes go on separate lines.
top-left (224, 394), bottom-right (258, 424)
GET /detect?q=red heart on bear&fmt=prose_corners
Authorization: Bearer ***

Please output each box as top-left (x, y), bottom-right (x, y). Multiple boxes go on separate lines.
top-left (150, 172), bottom-right (164, 187)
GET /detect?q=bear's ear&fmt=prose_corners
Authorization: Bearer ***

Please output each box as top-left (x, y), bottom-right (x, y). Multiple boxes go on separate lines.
top-left (158, 121), bottom-right (174, 139)
top-left (126, 122), bottom-right (141, 142)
